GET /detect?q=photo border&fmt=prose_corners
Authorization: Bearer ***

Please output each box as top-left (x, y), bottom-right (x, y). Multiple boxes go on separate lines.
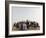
top-left (5, 1), bottom-right (45, 37)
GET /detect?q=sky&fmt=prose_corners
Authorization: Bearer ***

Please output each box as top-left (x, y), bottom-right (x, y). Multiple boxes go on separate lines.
top-left (12, 6), bottom-right (42, 24)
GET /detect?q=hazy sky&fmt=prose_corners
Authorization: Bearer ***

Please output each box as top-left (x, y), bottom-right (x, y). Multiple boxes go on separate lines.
top-left (12, 6), bottom-right (42, 25)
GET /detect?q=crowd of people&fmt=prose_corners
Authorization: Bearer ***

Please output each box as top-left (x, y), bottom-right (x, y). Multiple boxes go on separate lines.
top-left (12, 20), bottom-right (40, 30)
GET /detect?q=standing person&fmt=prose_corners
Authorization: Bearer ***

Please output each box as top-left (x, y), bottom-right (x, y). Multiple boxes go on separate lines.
top-left (23, 23), bottom-right (27, 30)
top-left (26, 20), bottom-right (29, 29)
top-left (20, 24), bottom-right (23, 30)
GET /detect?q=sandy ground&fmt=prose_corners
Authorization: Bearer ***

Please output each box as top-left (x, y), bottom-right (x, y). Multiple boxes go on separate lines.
top-left (12, 26), bottom-right (40, 31)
